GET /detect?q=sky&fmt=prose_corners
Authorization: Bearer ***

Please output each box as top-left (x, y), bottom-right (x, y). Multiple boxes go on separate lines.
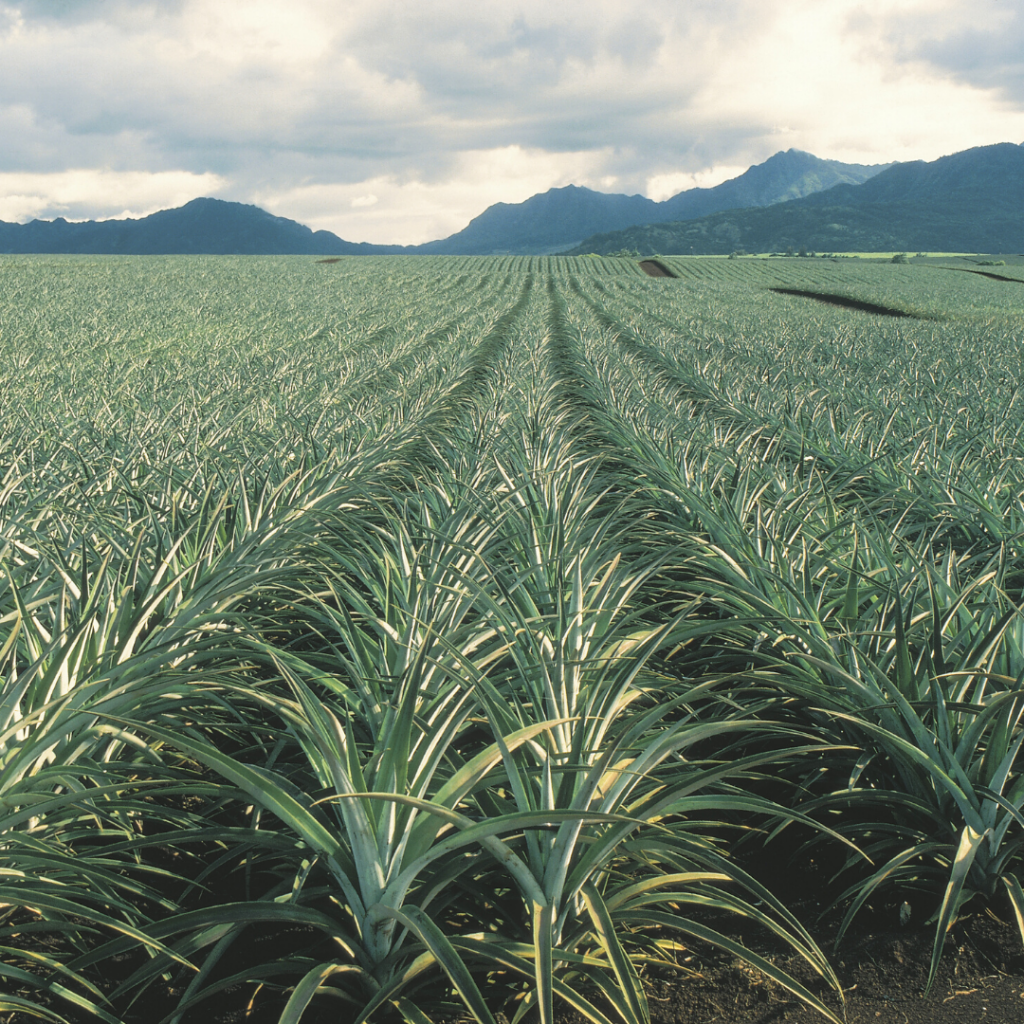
top-left (0, 0), bottom-right (1022, 244)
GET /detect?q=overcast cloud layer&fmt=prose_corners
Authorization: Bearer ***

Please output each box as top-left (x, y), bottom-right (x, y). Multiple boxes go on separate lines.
top-left (1, 0), bottom-right (1022, 244)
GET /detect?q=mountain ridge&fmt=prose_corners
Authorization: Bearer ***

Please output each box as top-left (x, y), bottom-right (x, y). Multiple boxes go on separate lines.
top-left (564, 143), bottom-right (1024, 256)
top-left (416, 149), bottom-right (888, 254)
top-left (0, 145), bottom-right (1018, 256)
top-left (0, 149), bottom-right (889, 256)
top-left (0, 197), bottom-right (409, 256)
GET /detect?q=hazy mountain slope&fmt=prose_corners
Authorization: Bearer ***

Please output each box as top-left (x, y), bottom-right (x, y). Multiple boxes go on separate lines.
top-left (417, 150), bottom-right (889, 255)
top-left (565, 143), bottom-right (1024, 256)
top-left (0, 146), bottom-right (1011, 257)
top-left (416, 185), bottom-right (659, 255)
top-left (0, 198), bottom-right (407, 255)
top-left (657, 149), bottom-right (886, 221)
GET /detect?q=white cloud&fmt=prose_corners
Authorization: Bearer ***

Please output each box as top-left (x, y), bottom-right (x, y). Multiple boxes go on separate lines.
top-left (0, 0), bottom-right (1021, 242)
top-left (680, 0), bottom-right (1024, 167)
top-left (646, 166), bottom-right (749, 203)
top-left (0, 168), bottom-right (226, 222)
top-left (255, 145), bottom-right (616, 245)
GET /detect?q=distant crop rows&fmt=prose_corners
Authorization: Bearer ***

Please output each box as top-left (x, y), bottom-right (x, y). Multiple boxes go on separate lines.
top-left (2, 254), bottom-right (1023, 1024)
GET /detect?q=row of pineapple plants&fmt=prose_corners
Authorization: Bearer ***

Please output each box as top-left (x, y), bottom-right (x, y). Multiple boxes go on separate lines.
top-left (1, 257), bottom-right (1023, 1022)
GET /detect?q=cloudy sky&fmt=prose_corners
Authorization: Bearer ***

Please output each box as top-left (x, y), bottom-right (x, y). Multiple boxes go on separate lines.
top-left (1, 0), bottom-right (1022, 244)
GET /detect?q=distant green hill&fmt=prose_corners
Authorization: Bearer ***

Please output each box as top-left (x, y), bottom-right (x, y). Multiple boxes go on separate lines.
top-left (0, 198), bottom-right (409, 255)
top-left (565, 144), bottom-right (1024, 256)
top-left (417, 150), bottom-right (886, 255)
top-left (0, 151), bottom-right (887, 256)
top-left (1, 145), bottom-right (1017, 256)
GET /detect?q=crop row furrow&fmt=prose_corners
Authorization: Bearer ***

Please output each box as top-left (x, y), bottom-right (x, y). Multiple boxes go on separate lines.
top-left (543, 275), bottom-right (620, 442)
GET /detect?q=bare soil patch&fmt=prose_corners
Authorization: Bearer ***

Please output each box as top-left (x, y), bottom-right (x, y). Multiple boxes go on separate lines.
top-left (768, 287), bottom-right (918, 318)
top-left (6, 905), bottom-right (1024, 1024)
top-left (620, 912), bottom-right (1024, 1024)
top-left (639, 260), bottom-right (676, 278)
top-left (943, 267), bottom-right (1024, 284)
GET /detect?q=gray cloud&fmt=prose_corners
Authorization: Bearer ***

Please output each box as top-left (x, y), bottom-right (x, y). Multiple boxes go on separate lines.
top-left (1, 0), bottom-right (1022, 241)
top-left (0, 1), bottom-right (746, 182)
top-left (10, 0), bottom-right (188, 25)
top-left (916, 22), bottom-right (1024, 105)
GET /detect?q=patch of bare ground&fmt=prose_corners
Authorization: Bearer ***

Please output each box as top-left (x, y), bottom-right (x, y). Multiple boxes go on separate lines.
top-left (639, 260), bottom-right (676, 278)
top-left (940, 267), bottom-right (1024, 284)
top-left (6, 912), bottom-right (1023, 1023)
top-left (544, 912), bottom-right (1024, 1024)
top-left (768, 287), bottom-right (919, 318)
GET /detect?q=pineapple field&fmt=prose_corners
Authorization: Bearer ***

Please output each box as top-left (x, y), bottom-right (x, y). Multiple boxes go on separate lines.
top-left (2, 253), bottom-right (1024, 1024)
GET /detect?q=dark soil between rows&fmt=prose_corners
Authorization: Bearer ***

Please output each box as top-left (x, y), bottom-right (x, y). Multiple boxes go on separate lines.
top-left (611, 912), bottom-right (1024, 1024)
top-left (434, 911), bottom-right (1024, 1024)
top-left (10, 914), bottom-right (1022, 1024)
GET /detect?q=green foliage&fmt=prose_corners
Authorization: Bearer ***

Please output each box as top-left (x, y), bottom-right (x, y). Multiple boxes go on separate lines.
top-left (2, 254), bottom-right (1023, 1021)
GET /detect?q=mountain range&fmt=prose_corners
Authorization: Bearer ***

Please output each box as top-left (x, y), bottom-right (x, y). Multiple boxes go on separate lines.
top-left (566, 143), bottom-right (1024, 256)
top-left (0, 197), bottom-right (401, 256)
top-left (415, 150), bottom-right (887, 254)
top-left (0, 144), bottom-right (1019, 256)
